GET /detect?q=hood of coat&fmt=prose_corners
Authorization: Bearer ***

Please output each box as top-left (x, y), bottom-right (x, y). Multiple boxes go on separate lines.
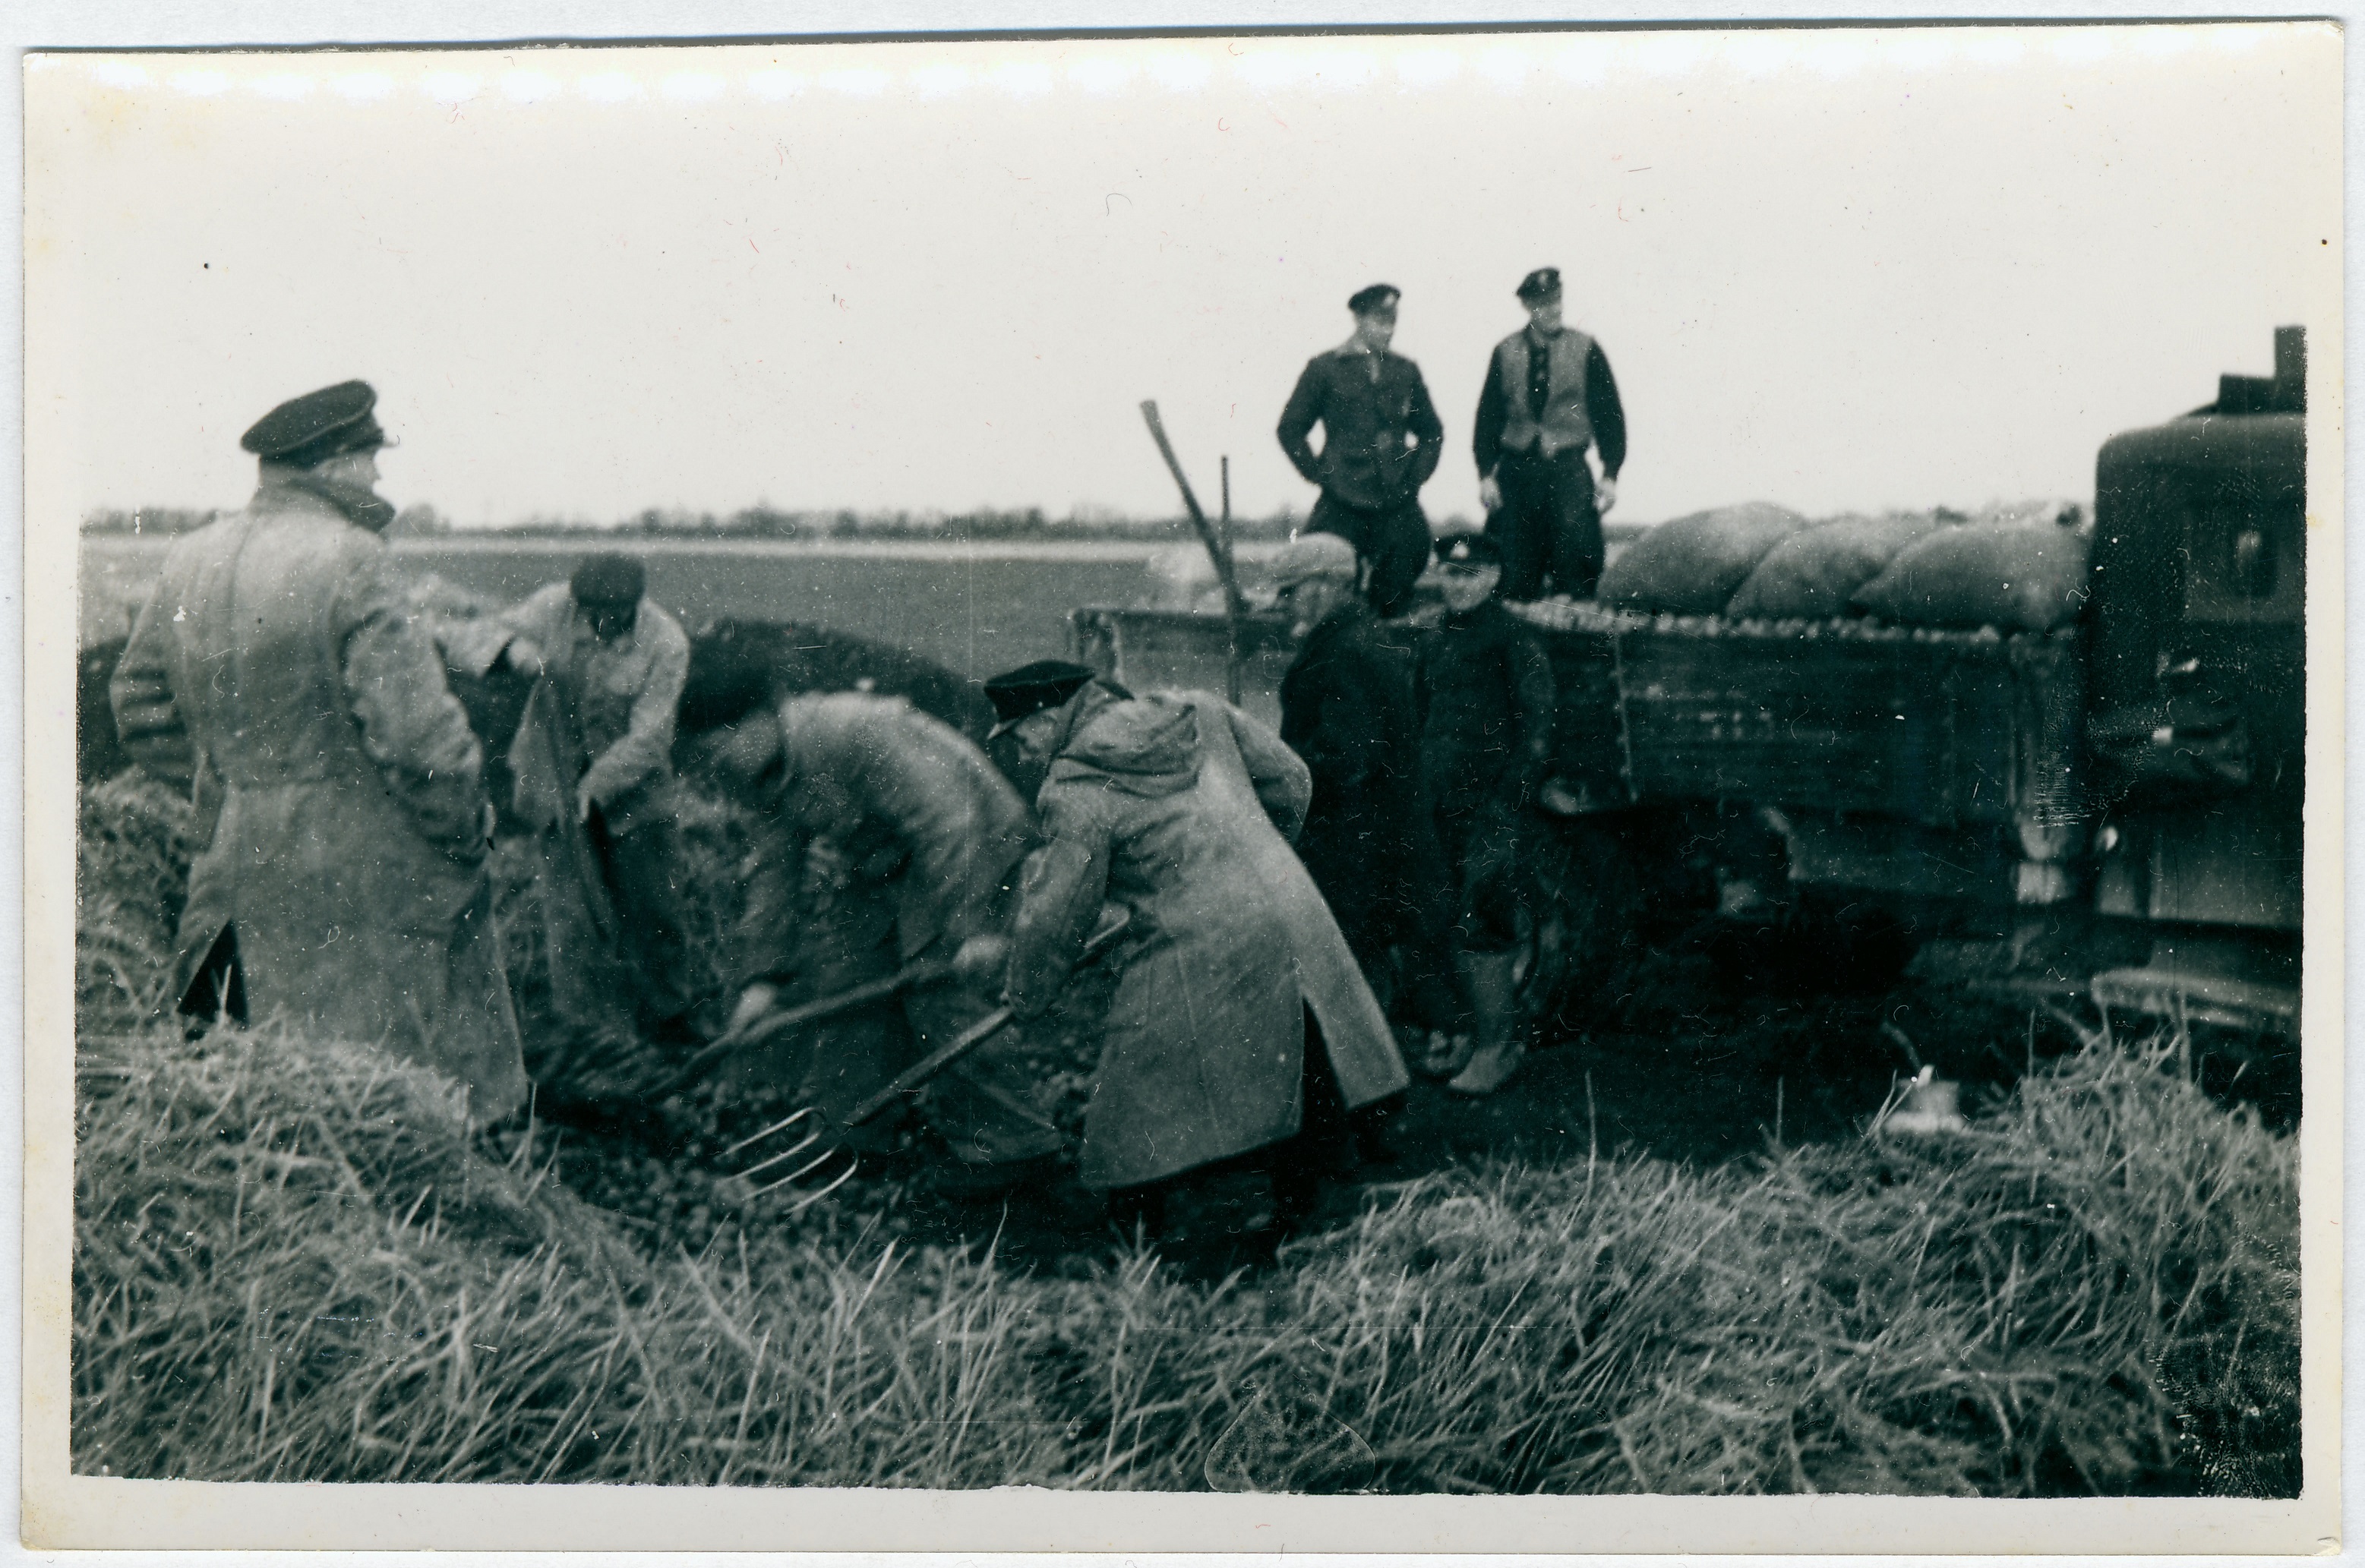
top-left (1048, 690), bottom-right (1203, 799)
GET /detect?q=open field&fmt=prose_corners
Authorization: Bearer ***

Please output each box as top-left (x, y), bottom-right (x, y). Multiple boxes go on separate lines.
top-left (72, 771), bottom-right (2301, 1495)
top-left (81, 535), bottom-right (1214, 680)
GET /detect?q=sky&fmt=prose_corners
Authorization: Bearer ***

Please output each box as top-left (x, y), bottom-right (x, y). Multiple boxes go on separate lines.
top-left (24, 24), bottom-right (2341, 529)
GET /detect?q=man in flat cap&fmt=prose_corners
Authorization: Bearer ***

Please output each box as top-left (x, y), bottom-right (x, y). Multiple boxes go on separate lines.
top-left (1272, 535), bottom-right (1464, 1064)
top-left (1416, 531), bottom-right (1558, 1096)
top-left (445, 552), bottom-right (699, 1043)
top-left (1275, 284), bottom-right (1447, 620)
top-left (988, 657), bottom-right (1408, 1270)
top-left (112, 380), bottom-right (528, 1117)
top-left (1473, 267), bottom-right (1629, 601)
top-left (680, 670), bottom-right (1062, 1197)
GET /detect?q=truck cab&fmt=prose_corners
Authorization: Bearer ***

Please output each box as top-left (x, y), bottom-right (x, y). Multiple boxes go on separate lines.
top-left (2082, 328), bottom-right (2306, 1028)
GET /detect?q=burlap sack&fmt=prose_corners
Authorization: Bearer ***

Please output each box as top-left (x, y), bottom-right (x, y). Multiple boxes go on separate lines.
top-left (1597, 501), bottom-right (1810, 614)
top-left (1852, 521), bottom-right (2093, 633)
top-left (1723, 513), bottom-right (1943, 620)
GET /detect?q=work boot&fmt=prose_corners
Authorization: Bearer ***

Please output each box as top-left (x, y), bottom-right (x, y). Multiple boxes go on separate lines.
top-left (1447, 949), bottom-right (1527, 1097)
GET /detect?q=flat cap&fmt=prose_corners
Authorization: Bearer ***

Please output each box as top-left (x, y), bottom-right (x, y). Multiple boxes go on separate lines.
top-left (1271, 531), bottom-right (1361, 590)
top-left (241, 380), bottom-right (387, 467)
top-left (1516, 267), bottom-right (1562, 303)
top-left (1347, 282), bottom-right (1401, 316)
top-left (1435, 531), bottom-right (1503, 570)
top-left (984, 658), bottom-right (1097, 740)
top-left (570, 553), bottom-right (648, 607)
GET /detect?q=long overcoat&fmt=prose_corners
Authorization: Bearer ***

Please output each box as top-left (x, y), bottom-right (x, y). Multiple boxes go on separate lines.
top-left (109, 483), bottom-right (528, 1116)
top-left (1007, 686), bottom-right (1408, 1191)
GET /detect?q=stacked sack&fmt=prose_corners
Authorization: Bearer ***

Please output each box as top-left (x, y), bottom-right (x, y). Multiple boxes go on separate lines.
top-left (1600, 499), bottom-right (2089, 635)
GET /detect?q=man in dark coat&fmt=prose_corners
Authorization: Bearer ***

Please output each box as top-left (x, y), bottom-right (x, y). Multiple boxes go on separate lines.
top-left (110, 380), bottom-right (527, 1118)
top-left (1473, 267), bottom-right (1628, 601)
top-left (988, 660), bottom-right (1409, 1256)
top-left (1272, 533), bottom-right (1463, 1052)
top-left (1277, 283), bottom-right (1447, 619)
top-left (1418, 532), bottom-right (1558, 1096)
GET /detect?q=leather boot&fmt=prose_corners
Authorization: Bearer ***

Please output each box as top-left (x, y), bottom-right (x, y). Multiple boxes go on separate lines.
top-left (1448, 949), bottom-right (1527, 1097)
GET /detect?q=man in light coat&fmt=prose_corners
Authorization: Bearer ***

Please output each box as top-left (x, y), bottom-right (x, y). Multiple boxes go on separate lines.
top-left (988, 659), bottom-right (1410, 1252)
top-left (445, 555), bottom-right (699, 1040)
top-left (684, 683), bottom-right (1063, 1195)
top-left (110, 380), bottom-right (528, 1118)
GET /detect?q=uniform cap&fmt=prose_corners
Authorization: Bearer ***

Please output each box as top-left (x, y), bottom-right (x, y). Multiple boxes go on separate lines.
top-left (984, 658), bottom-right (1097, 740)
top-left (570, 553), bottom-right (648, 607)
top-left (241, 380), bottom-right (387, 467)
top-left (1516, 267), bottom-right (1562, 304)
top-left (1271, 531), bottom-right (1361, 590)
top-left (1435, 532), bottom-right (1504, 570)
top-left (1347, 282), bottom-right (1401, 316)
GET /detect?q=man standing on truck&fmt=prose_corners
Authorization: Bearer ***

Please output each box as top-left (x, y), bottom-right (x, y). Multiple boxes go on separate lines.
top-left (109, 380), bottom-right (528, 1118)
top-left (987, 658), bottom-right (1409, 1269)
top-left (1419, 532), bottom-right (1558, 1096)
top-left (1473, 267), bottom-right (1628, 601)
top-left (1272, 532), bottom-right (1466, 1061)
top-left (445, 554), bottom-right (703, 1044)
top-left (1277, 283), bottom-right (1447, 619)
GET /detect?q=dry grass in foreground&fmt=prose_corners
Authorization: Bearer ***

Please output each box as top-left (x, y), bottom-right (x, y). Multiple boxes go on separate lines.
top-left (73, 1012), bottom-right (2296, 1494)
top-left (71, 773), bottom-right (2298, 1494)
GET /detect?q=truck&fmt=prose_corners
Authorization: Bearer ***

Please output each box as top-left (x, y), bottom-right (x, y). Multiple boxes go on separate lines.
top-left (1069, 330), bottom-right (2308, 1036)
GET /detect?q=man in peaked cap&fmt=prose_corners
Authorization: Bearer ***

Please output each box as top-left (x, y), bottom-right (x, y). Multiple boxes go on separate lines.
top-left (1275, 283), bottom-right (1447, 619)
top-left (443, 551), bottom-right (700, 1045)
top-left (990, 655), bottom-right (1408, 1273)
top-left (111, 381), bottom-right (529, 1116)
top-left (1473, 267), bottom-right (1628, 601)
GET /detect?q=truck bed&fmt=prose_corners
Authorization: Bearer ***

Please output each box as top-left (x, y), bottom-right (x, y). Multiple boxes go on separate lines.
top-left (1071, 598), bottom-right (2087, 856)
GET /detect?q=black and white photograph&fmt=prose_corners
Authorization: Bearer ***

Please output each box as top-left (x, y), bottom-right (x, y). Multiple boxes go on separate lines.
top-left (21, 19), bottom-right (2342, 1553)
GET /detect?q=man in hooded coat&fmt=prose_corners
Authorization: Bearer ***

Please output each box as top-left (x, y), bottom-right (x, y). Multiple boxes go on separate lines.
top-left (109, 380), bottom-right (527, 1118)
top-left (989, 661), bottom-right (1409, 1245)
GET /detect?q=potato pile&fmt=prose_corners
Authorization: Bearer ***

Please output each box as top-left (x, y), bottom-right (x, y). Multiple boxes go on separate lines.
top-left (1599, 499), bottom-right (2089, 633)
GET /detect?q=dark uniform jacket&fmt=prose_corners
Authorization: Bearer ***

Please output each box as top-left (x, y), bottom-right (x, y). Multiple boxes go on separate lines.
top-left (1278, 601), bottom-right (1445, 948)
top-left (1277, 347), bottom-right (1446, 513)
top-left (1416, 599), bottom-right (1557, 816)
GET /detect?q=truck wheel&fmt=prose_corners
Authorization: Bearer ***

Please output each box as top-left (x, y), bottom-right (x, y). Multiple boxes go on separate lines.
top-left (1523, 813), bottom-right (1653, 1036)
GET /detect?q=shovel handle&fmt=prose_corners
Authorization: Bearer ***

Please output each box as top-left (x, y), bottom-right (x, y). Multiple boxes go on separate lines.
top-left (660, 958), bottom-right (955, 1097)
top-left (843, 907), bottom-right (1134, 1128)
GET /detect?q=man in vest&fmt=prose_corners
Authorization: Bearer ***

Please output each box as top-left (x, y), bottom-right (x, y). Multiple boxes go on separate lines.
top-left (1473, 267), bottom-right (1629, 601)
top-left (1276, 283), bottom-right (1447, 619)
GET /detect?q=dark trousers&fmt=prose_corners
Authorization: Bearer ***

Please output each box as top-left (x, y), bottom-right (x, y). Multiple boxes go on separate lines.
top-left (1309, 492), bottom-right (1432, 620)
top-left (589, 813), bottom-right (699, 1027)
top-left (1487, 446), bottom-right (1603, 601)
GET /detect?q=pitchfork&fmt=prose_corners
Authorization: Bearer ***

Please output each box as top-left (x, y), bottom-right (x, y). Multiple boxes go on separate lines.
top-left (718, 907), bottom-right (1132, 1212)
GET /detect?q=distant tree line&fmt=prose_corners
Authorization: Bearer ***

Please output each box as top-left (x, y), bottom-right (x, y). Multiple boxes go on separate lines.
top-left (84, 503), bottom-right (1311, 543)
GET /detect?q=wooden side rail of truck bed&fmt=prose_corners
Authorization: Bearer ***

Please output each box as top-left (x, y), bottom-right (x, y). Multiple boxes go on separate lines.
top-left (1070, 599), bottom-right (2090, 910)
